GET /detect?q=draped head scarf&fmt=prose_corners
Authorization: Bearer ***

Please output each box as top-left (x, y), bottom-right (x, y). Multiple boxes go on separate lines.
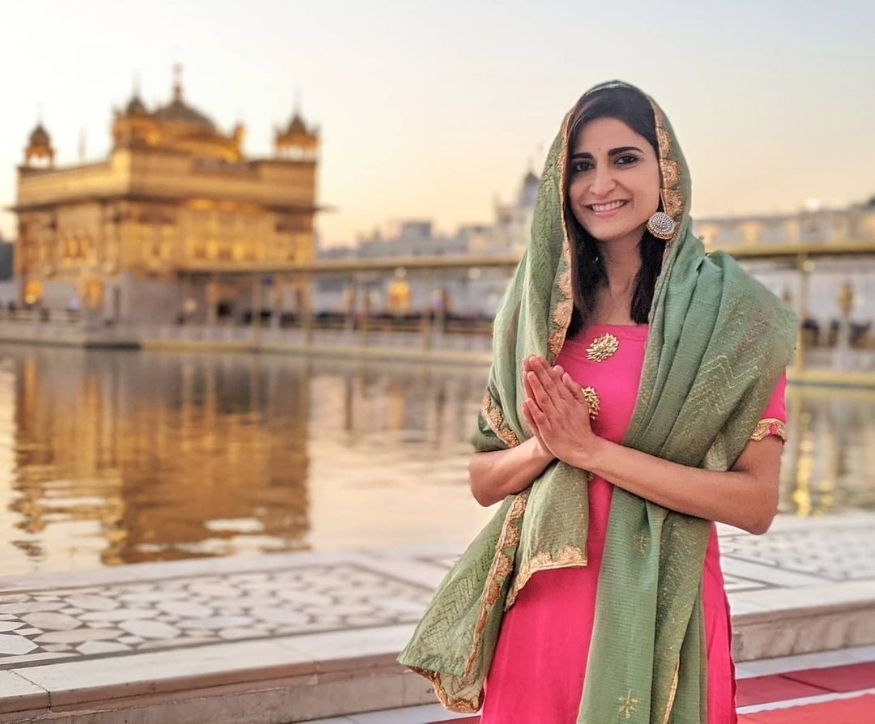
top-left (398, 80), bottom-right (797, 723)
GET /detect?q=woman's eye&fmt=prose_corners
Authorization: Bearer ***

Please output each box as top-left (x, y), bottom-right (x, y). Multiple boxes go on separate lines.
top-left (571, 161), bottom-right (592, 173)
top-left (616, 154), bottom-right (639, 166)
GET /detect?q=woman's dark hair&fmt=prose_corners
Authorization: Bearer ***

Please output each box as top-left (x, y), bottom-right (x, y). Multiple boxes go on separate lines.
top-left (564, 86), bottom-right (664, 338)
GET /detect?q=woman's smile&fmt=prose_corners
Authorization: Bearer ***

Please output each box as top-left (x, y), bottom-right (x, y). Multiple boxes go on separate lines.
top-left (568, 117), bottom-right (661, 243)
top-left (585, 199), bottom-right (629, 217)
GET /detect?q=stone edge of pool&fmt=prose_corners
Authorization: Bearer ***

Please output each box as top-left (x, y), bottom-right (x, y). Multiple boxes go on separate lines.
top-left (0, 512), bottom-right (873, 723)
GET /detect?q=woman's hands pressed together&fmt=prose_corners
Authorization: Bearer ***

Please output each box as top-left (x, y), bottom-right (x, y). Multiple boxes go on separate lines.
top-left (521, 355), bottom-right (601, 467)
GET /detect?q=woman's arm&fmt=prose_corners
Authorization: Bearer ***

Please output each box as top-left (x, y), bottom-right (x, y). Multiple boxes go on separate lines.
top-left (468, 436), bottom-right (555, 507)
top-left (568, 435), bottom-right (783, 534)
top-left (523, 355), bottom-right (784, 535)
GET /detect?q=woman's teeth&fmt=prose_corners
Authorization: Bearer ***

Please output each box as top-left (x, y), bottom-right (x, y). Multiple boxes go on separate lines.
top-left (589, 200), bottom-right (627, 212)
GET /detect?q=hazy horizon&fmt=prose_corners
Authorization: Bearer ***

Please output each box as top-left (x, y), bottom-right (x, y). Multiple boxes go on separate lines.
top-left (2, 0), bottom-right (873, 248)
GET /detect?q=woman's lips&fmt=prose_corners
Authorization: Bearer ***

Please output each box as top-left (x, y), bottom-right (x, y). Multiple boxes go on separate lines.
top-left (586, 200), bottom-right (629, 218)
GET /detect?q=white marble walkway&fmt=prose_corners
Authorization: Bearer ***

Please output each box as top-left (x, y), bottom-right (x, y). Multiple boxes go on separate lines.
top-left (0, 511), bottom-right (873, 722)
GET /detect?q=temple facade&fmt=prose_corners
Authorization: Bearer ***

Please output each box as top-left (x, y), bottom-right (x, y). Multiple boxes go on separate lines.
top-left (12, 67), bottom-right (319, 324)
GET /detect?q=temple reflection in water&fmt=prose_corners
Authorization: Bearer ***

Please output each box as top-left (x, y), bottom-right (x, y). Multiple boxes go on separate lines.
top-left (0, 344), bottom-right (872, 575)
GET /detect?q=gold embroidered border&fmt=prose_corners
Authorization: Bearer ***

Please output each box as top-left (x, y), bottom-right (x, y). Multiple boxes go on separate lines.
top-left (549, 262), bottom-right (573, 361)
top-left (660, 657), bottom-right (681, 724)
top-left (648, 102), bottom-right (686, 231)
top-left (505, 545), bottom-right (588, 610)
top-left (482, 390), bottom-right (520, 448)
top-left (463, 490), bottom-right (529, 678)
top-left (408, 666), bottom-right (480, 713)
top-left (549, 109), bottom-right (575, 362)
top-left (749, 418), bottom-right (787, 442)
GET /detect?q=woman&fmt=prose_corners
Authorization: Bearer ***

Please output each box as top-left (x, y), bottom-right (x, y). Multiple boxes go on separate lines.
top-left (398, 81), bottom-right (796, 723)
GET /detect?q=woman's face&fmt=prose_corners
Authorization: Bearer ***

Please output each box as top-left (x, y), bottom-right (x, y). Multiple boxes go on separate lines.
top-left (567, 117), bottom-right (661, 245)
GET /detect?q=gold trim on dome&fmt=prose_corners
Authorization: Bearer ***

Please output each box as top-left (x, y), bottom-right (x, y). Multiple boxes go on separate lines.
top-left (505, 545), bottom-right (588, 609)
top-left (581, 386), bottom-right (600, 419)
top-left (586, 332), bottom-right (619, 362)
top-left (750, 418), bottom-right (787, 442)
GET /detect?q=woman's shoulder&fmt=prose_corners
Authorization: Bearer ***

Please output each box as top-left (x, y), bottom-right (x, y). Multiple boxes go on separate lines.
top-left (702, 250), bottom-right (798, 326)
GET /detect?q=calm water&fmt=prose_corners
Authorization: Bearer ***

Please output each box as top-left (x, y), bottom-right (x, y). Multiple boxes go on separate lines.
top-left (1, 344), bottom-right (873, 575)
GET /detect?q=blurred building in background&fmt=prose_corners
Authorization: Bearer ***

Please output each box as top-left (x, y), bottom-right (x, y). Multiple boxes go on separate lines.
top-left (11, 66), bottom-right (319, 324)
top-left (313, 169), bottom-right (539, 318)
top-left (695, 198), bottom-right (875, 335)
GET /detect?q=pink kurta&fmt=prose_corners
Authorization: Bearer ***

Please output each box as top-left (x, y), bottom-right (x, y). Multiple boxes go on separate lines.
top-left (481, 322), bottom-right (787, 724)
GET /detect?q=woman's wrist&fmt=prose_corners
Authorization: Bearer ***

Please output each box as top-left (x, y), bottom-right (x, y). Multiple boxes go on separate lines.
top-left (530, 435), bottom-right (555, 465)
top-left (570, 434), bottom-right (608, 471)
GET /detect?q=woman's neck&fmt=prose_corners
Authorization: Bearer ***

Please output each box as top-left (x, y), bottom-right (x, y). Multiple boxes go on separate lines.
top-left (598, 229), bottom-right (642, 295)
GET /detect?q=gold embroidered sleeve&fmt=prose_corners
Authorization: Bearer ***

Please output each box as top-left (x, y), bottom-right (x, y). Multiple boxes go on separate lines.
top-left (749, 418), bottom-right (787, 442)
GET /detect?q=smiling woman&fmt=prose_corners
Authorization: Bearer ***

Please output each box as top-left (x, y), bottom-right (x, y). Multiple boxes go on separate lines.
top-left (398, 81), bottom-right (798, 724)
top-left (569, 122), bottom-right (660, 230)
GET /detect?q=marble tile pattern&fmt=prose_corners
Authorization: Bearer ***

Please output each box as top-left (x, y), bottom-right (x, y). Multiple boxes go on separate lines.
top-left (418, 514), bottom-right (875, 596)
top-left (0, 563), bottom-right (434, 668)
top-left (718, 526), bottom-right (875, 584)
top-left (0, 514), bottom-right (873, 673)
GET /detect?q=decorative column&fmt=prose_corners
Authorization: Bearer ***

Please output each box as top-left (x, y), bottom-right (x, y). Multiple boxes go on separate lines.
top-left (794, 254), bottom-right (811, 371)
top-left (833, 281), bottom-right (855, 372)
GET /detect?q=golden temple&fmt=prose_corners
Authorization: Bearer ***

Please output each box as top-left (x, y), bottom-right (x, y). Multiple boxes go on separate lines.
top-left (12, 66), bottom-right (319, 324)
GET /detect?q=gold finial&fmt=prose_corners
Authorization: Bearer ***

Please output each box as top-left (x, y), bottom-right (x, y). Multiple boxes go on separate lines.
top-left (173, 63), bottom-right (183, 101)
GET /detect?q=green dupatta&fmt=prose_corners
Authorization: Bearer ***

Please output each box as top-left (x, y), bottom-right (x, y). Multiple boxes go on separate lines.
top-left (397, 80), bottom-right (798, 723)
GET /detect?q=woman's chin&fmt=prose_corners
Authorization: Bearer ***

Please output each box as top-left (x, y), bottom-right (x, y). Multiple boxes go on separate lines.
top-left (581, 221), bottom-right (646, 244)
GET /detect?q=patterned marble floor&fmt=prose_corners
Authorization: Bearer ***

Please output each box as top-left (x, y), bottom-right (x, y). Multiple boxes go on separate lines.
top-left (0, 511), bottom-right (874, 671)
top-left (0, 559), bottom-right (435, 669)
top-left (1, 512), bottom-right (874, 723)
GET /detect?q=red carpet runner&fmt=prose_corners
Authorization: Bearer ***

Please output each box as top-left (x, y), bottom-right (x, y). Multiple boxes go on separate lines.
top-left (428, 660), bottom-right (875, 723)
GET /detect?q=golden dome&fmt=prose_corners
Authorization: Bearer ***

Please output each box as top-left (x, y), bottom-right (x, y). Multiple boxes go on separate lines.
top-left (124, 94), bottom-right (148, 117)
top-left (28, 123), bottom-right (51, 147)
top-left (152, 64), bottom-right (216, 132)
top-left (153, 97), bottom-right (216, 131)
top-left (285, 112), bottom-right (309, 135)
top-left (24, 122), bottom-right (55, 166)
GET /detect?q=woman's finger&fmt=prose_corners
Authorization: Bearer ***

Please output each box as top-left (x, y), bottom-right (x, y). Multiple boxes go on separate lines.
top-left (522, 399), bottom-right (541, 436)
top-left (551, 366), bottom-right (575, 401)
top-left (527, 398), bottom-right (547, 423)
top-left (533, 359), bottom-right (565, 401)
top-left (562, 373), bottom-right (593, 418)
top-left (528, 370), bottom-right (560, 417)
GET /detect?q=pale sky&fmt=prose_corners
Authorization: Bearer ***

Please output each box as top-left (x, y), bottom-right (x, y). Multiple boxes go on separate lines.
top-left (1, 0), bottom-right (873, 248)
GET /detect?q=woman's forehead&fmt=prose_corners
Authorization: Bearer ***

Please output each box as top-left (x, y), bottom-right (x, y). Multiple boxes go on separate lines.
top-left (572, 118), bottom-right (652, 153)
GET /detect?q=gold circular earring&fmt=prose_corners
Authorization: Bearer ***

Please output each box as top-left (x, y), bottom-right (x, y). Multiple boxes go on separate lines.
top-left (647, 211), bottom-right (676, 240)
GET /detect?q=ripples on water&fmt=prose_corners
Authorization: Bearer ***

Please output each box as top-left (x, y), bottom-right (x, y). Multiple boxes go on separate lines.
top-left (0, 344), bottom-right (872, 575)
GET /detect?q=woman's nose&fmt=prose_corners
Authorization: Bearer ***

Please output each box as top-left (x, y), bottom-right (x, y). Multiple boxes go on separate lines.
top-left (589, 167), bottom-right (616, 196)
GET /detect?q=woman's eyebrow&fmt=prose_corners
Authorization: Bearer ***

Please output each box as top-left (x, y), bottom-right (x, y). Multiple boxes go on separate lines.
top-left (570, 145), bottom-right (644, 160)
top-left (609, 146), bottom-right (644, 155)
